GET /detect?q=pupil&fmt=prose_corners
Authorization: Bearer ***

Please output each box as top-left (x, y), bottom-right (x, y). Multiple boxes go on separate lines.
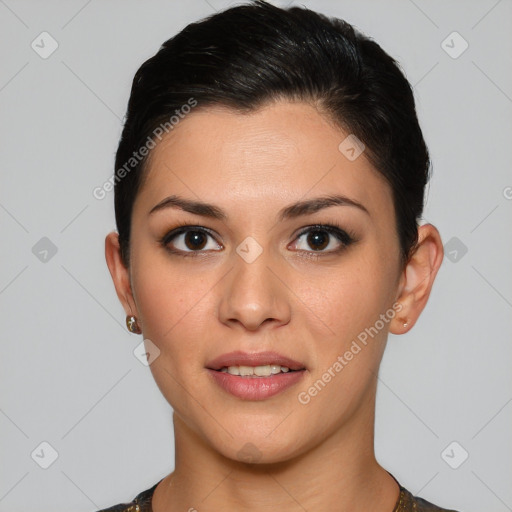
top-left (185, 231), bottom-right (206, 250)
top-left (308, 230), bottom-right (328, 251)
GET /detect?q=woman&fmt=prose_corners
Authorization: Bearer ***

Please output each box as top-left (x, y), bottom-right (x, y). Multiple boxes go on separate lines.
top-left (100, 1), bottom-right (455, 510)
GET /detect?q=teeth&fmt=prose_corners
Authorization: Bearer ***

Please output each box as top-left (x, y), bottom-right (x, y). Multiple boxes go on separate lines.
top-left (223, 365), bottom-right (292, 376)
top-left (239, 365), bottom-right (253, 376)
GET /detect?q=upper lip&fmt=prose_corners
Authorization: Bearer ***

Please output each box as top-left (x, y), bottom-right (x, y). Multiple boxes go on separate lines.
top-left (206, 351), bottom-right (306, 371)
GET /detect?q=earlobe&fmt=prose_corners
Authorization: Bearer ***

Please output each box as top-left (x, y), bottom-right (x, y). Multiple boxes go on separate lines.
top-left (390, 224), bottom-right (444, 335)
top-left (105, 232), bottom-right (138, 318)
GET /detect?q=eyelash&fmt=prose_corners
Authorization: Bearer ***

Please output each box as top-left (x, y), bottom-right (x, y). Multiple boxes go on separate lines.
top-left (159, 221), bottom-right (357, 259)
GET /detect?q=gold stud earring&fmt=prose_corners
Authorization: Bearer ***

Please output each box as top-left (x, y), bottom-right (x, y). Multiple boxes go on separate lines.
top-left (126, 315), bottom-right (142, 334)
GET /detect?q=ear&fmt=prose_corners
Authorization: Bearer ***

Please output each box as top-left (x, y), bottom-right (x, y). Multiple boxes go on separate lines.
top-left (105, 232), bottom-right (139, 319)
top-left (389, 223), bottom-right (444, 334)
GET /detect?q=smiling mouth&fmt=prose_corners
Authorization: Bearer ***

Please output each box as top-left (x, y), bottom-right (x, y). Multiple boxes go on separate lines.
top-left (207, 358), bottom-right (307, 400)
top-left (216, 364), bottom-right (303, 377)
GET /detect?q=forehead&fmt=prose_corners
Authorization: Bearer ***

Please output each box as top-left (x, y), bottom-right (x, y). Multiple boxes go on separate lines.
top-left (135, 100), bottom-right (394, 222)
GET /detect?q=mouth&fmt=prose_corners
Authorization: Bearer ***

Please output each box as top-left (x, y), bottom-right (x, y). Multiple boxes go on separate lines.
top-left (206, 350), bottom-right (306, 372)
top-left (206, 351), bottom-right (307, 400)
top-left (215, 364), bottom-right (301, 377)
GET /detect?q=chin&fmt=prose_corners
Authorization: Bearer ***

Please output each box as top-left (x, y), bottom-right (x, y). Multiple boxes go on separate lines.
top-left (209, 425), bottom-right (309, 466)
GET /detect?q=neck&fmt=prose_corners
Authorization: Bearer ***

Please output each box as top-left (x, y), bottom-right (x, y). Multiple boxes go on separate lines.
top-left (152, 401), bottom-right (399, 512)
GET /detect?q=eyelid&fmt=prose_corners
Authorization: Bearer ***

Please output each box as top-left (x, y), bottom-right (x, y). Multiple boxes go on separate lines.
top-left (294, 223), bottom-right (352, 242)
top-left (161, 224), bottom-right (218, 244)
top-left (290, 223), bottom-right (356, 253)
top-left (160, 225), bottom-right (223, 256)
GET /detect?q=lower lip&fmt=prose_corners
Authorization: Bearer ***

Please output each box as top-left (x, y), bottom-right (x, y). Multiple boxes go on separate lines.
top-left (207, 369), bottom-right (306, 400)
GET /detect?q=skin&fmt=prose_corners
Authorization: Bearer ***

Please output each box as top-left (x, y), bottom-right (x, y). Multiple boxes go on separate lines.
top-left (105, 99), bottom-right (444, 511)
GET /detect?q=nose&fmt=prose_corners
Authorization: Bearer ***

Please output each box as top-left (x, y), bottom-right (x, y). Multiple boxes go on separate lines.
top-left (218, 245), bottom-right (291, 332)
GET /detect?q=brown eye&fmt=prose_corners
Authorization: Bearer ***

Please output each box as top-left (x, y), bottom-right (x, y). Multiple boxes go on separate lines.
top-left (183, 231), bottom-right (208, 250)
top-left (306, 230), bottom-right (330, 251)
top-left (162, 226), bottom-right (223, 255)
top-left (292, 224), bottom-right (355, 254)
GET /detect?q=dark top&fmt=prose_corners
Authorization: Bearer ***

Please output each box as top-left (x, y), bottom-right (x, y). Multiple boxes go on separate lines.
top-left (95, 475), bottom-right (460, 511)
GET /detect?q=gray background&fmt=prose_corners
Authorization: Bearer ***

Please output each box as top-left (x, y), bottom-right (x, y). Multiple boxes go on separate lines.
top-left (1, 0), bottom-right (511, 511)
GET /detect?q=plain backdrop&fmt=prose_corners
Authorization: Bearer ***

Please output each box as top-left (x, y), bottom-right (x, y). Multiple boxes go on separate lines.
top-left (1, 1), bottom-right (511, 511)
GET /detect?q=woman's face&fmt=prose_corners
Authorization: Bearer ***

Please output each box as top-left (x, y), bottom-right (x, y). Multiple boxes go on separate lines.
top-left (126, 100), bottom-right (404, 463)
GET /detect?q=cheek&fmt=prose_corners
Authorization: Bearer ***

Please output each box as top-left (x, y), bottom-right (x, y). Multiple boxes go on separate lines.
top-left (298, 249), bottom-right (397, 404)
top-left (131, 255), bottom-right (213, 367)
top-left (131, 260), bottom-right (214, 417)
top-left (296, 267), bottom-right (391, 425)
top-left (302, 256), bottom-right (387, 340)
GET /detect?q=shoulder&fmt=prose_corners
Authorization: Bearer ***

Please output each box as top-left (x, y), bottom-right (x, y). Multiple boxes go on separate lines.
top-left (95, 480), bottom-right (161, 512)
top-left (397, 484), bottom-right (460, 512)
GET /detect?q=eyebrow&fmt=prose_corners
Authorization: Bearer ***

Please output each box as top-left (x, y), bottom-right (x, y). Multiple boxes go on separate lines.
top-left (149, 194), bottom-right (369, 221)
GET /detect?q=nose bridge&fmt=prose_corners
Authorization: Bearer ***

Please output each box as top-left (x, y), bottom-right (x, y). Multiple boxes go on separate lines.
top-left (218, 236), bottom-right (290, 330)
